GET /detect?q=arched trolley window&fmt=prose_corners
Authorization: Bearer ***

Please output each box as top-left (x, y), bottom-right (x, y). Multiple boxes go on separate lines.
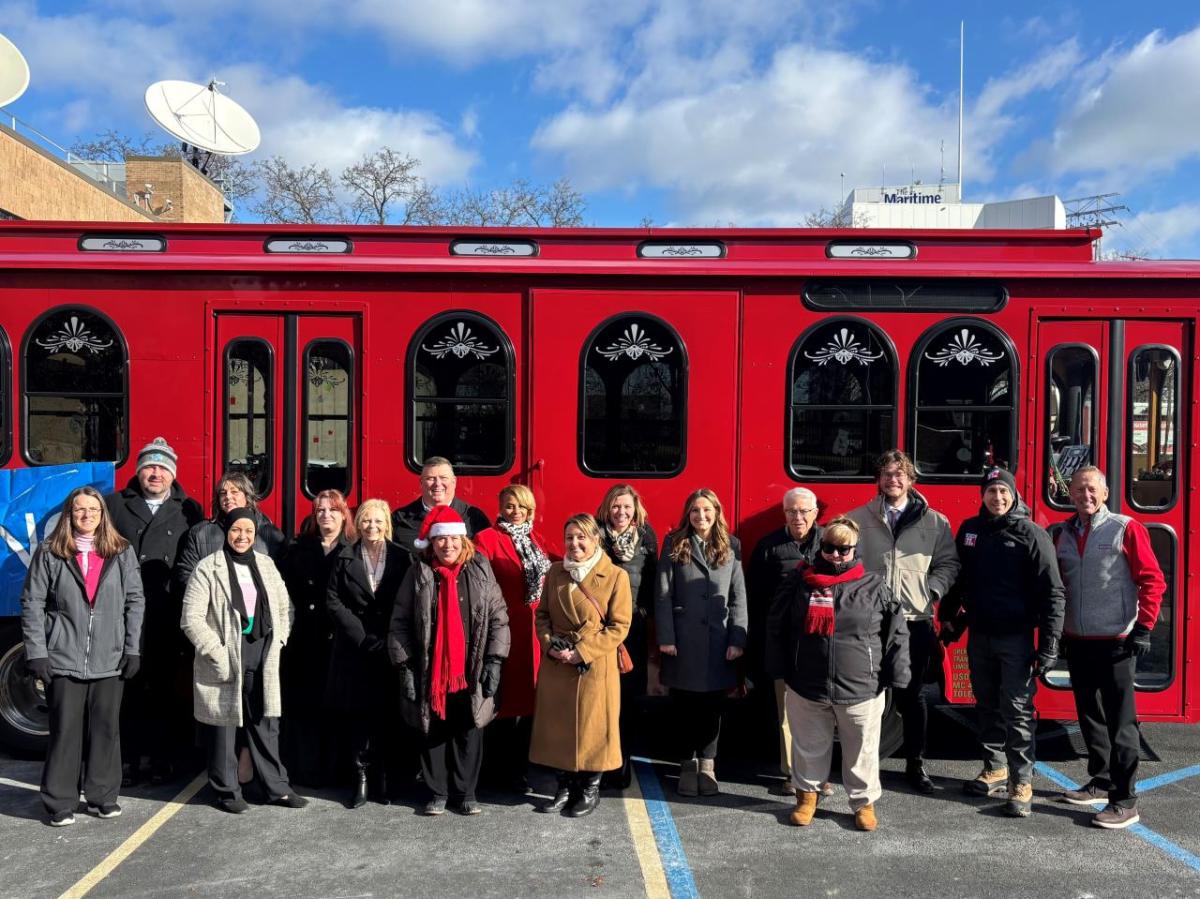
top-left (407, 313), bottom-right (515, 474)
top-left (1045, 344), bottom-right (1099, 509)
top-left (1128, 345), bottom-right (1180, 512)
top-left (224, 339), bottom-right (274, 498)
top-left (580, 315), bottom-right (686, 477)
top-left (909, 319), bottom-right (1018, 479)
top-left (23, 307), bottom-right (128, 465)
top-left (304, 339), bottom-right (354, 497)
top-left (787, 318), bottom-right (897, 479)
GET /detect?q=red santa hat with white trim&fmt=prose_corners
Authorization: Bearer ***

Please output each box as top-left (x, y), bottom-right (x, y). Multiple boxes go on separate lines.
top-left (413, 504), bottom-right (467, 550)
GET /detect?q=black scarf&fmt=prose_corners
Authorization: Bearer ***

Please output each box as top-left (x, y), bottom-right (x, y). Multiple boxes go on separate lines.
top-left (222, 510), bottom-right (271, 642)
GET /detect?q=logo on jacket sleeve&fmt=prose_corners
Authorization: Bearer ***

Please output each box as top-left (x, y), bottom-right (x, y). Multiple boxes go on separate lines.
top-left (963, 533), bottom-right (977, 547)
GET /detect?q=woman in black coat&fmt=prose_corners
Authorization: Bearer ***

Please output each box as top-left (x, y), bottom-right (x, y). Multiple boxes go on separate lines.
top-left (595, 483), bottom-right (658, 788)
top-left (325, 498), bottom-right (409, 807)
top-left (280, 489), bottom-right (356, 786)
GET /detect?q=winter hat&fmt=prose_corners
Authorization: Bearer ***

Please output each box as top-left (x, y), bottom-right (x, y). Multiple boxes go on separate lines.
top-left (414, 504), bottom-right (467, 550)
top-left (981, 466), bottom-right (1017, 496)
top-left (222, 507), bottom-right (256, 534)
top-left (136, 437), bottom-right (178, 477)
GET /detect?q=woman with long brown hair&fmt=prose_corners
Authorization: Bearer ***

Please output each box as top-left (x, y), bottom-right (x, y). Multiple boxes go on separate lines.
top-left (21, 486), bottom-right (145, 826)
top-left (656, 488), bottom-right (747, 797)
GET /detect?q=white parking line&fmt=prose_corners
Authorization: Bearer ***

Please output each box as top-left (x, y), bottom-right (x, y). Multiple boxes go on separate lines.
top-left (0, 776), bottom-right (39, 792)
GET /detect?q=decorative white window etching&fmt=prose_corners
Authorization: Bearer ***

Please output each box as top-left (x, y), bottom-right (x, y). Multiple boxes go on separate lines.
top-left (35, 316), bottom-right (115, 355)
top-left (595, 323), bottom-right (674, 362)
top-left (308, 355), bottom-right (348, 389)
top-left (421, 322), bottom-right (499, 360)
top-left (924, 328), bottom-right (1005, 367)
top-left (804, 328), bottom-right (884, 366)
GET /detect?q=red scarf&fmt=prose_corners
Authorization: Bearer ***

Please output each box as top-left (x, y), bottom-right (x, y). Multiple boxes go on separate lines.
top-left (430, 561), bottom-right (469, 719)
top-left (800, 562), bottom-right (865, 636)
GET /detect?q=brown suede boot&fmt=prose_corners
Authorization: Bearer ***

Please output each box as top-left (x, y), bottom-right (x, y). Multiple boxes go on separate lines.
top-left (789, 791), bottom-right (818, 826)
top-left (854, 804), bottom-right (878, 832)
top-left (677, 759), bottom-right (698, 797)
top-left (697, 758), bottom-right (718, 796)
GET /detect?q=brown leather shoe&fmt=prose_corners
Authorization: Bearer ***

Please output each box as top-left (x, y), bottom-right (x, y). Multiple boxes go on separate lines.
top-left (854, 804), bottom-right (877, 832)
top-left (789, 791), bottom-right (819, 826)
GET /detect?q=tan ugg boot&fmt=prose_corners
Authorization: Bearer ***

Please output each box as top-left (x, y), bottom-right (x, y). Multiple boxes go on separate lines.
top-left (677, 759), bottom-right (698, 797)
top-left (854, 804), bottom-right (878, 832)
top-left (697, 758), bottom-right (718, 795)
top-left (789, 791), bottom-right (818, 826)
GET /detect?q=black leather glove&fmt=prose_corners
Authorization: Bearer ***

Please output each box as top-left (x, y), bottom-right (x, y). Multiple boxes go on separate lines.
top-left (938, 618), bottom-right (964, 646)
top-left (549, 636), bottom-right (573, 655)
top-left (1126, 623), bottom-right (1152, 658)
top-left (399, 666), bottom-right (417, 702)
top-left (26, 657), bottom-right (52, 683)
top-left (120, 654), bottom-right (141, 680)
top-left (1035, 636), bottom-right (1059, 671)
top-left (360, 634), bottom-right (385, 654)
top-left (480, 657), bottom-right (503, 699)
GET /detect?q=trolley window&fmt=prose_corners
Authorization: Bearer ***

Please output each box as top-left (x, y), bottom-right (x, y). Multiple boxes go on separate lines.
top-left (1128, 346), bottom-right (1179, 511)
top-left (1046, 345), bottom-right (1098, 508)
top-left (408, 313), bottom-right (514, 474)
top-left (911, 319), bottom-right (1017, 478)
top-left (581, 315), bottom-right (686, 477)
top-left (787, 319), bottom-right (896, 479)
top-left (303, 339), bottom-right (353, 497)
top-left (23, 307), bottom-right (127, 465)
top-left (224, 339), bottom-right (274, 498)
top-left (1137, 524), bottom-right (1177, 690)
top-left (804, 280), bottom-right (1006, 312)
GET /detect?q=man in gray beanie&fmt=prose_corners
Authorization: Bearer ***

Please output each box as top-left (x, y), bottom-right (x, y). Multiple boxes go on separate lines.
top-left (106, 437), bottom-right (204, 784)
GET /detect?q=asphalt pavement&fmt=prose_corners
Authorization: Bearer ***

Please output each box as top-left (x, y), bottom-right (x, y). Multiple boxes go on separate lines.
top-left (2, 704), bottom-right (1199, 899)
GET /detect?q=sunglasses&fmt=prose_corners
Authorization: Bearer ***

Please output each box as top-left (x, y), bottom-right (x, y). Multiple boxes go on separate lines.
top-left (820, 543), bottom-right (856, 556)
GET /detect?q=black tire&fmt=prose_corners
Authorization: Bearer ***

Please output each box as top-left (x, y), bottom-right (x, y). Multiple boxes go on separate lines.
top-left (879, 688), bottom-right (904, 759)
top-left (0, 621), bottom-right (49, 757)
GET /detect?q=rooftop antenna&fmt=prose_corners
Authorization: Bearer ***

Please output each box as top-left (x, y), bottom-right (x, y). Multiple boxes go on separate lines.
top-left (958, 20), bottom-right (965, 197)
top-left (144, 79), bottom-right (261, 174)
top-left (0, 31), bottom-right (31, 109)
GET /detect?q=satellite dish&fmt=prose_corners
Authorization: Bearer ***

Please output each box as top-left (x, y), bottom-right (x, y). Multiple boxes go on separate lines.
top-left (0, 32), bottom-right (31, 108)
top-left (144, 79), bottom-right (260, 156)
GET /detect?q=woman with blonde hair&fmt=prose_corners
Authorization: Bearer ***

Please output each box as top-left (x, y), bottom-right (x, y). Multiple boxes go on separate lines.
top-left (21, 486), bottom-right (144, 826)
top-left (326, 498), bottom-right (408, 808)
top-left (595, 483), bottom-right (658, 788)
top-left (766, 516), bottom-right (910, 832)
top-left (530, 513), bottom-right (632, 817)
top-left (474, 484), bottom-right (556, 789)
top-left (656, 488), bottom-right (747, 796)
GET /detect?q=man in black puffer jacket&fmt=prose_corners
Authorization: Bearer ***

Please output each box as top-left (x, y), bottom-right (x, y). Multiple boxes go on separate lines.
top-left (939, 467), bottom-right (1065, 818)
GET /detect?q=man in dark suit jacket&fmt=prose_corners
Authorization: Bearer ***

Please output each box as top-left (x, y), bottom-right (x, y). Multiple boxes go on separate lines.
top-left (391, 456), bottom-right (490, 553)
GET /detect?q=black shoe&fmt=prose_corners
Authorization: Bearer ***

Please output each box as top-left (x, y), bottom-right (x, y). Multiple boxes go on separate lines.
top-left (272, 794), bottom-right (309, 809)
top-left (87, 802), bottom-right (123, 819)
top-left (455, 799), bottom-right (482, 816)
top-left (218, 797), bottom-right (250, 814)
top-left (566, 773), bottom-right (602, 818)
top-left (538, 773), bottom-right (573, 814)
top-left (906, 761), bottom-right (934, 795)
top-left (422, 797), bottom-right (447, 816)
top-left (48, 810), bottom-right (76, 827)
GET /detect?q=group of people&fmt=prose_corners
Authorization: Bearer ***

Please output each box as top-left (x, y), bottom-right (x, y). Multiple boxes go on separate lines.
top-left (19, 441), bottom-right (1163, 834)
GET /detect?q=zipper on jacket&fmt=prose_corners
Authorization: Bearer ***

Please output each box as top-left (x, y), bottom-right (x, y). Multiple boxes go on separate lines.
top-left (83, 608), bottom-right (95, 677)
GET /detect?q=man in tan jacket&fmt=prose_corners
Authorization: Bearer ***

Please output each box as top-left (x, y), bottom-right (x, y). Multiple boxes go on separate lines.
top-left (848, 450), bottom-right (960, 794)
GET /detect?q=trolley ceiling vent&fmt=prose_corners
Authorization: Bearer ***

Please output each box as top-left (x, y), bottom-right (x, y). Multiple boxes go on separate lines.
top-left (449, 239), bottom-right (539, 257)
top-left (637, 241), bottom-right (726, 259)
top-left (264, 237), bottom-right (353, 254)
top-left (78, 234), bottom-right (167, 253)
top-left (826, 241), bottom-right (916, 260)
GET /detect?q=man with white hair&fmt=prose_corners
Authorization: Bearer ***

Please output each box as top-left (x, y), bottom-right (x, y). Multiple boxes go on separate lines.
top-left (748, 487), bottom-right (823, 795)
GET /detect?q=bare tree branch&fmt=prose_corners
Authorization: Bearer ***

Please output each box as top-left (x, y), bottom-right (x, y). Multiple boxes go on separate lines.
top-left (251, 156), bottom-right (344, 224)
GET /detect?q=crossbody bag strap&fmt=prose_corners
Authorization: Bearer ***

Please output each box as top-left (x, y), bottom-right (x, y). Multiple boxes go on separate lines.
top-left (575, 580), bottom-right (609, 627)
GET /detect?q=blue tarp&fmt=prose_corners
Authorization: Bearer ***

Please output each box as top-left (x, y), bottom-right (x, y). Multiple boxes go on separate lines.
top-left (0, 463), bottom-right (116, 617)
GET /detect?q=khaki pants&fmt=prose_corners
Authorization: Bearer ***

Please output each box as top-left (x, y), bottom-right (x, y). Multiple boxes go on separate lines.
top-left (786, 688), bottom-right (885, 810)
top-left (774, 679), bottom-right (791, 776)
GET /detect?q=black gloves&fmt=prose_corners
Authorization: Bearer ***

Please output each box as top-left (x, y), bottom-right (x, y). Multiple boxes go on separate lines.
top-left (1035, 636), bottom-right (1059, 671)
top-left (938, 617), bottom-right (965, 647)
top-left (399, 666), bottom-right (417, 702)
top-left (26, 657), bottom-right (52, 683)
top-left (360, 634), bottom-right (385, 654)
top-left (481, 657), bottom-right (503, 699)
top-left (548, 636), bottom-right (573, 655)
top-left (1126, 623), bottom-right (1152, 658)
top-left (120, 654), bottom-right (141, 680)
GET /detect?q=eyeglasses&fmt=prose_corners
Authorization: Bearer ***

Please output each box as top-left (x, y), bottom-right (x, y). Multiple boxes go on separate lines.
top-left (785, 508), bottom-right (816, 517)
top-left (820, 543), bottom-right (856, 556)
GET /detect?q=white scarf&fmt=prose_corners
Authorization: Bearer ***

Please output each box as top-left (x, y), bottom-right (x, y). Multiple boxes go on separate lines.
top-left (563, 547), bottom-right (603, 584)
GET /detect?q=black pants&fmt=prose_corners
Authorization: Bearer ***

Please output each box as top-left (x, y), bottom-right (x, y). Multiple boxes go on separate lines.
top-left (968, 631), bottom-right (1037, 782)
top-left (121, 640), bottom-right (191, 771)
top-left (671, 688), bottom-right (724, 760)
top-left (207, 638), bottom-right (290, 801)
top-left (1067, 638), bottom-right (1140, 807)
top-left (898, 619), bottom-right (936, 762)
top-left (42, 675), bottom-right (124, 815)
top-left (421, 691), bottom-right (483, 803)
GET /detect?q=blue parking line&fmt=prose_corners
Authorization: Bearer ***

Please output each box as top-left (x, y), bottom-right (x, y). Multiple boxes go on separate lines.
top-left (1136, 764), bottom-right (1200, 793)
top-left (1034, 762), bottom-right (1200, 874)
top-left (632, 758), bottom-right (701, 899)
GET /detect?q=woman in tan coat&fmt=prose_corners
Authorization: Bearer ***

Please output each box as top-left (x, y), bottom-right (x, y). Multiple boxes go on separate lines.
top-left (529, 513), bottom-right (632, 817)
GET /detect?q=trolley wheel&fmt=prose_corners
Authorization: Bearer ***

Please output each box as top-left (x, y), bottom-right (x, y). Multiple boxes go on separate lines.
top-left (879, 688), bottom-right (904, 759)
top-left (0, 622), bottom-right (49, 756)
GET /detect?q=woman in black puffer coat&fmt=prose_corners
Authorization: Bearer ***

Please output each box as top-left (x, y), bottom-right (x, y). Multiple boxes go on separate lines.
top-left (766, 516), bottom-right (910, 833)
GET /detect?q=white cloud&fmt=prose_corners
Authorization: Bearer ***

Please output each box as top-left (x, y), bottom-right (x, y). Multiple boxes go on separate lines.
top-left (1047, 27), bottom-right (1200, 176)
top-left (1107, 203), bottom-right (1200, 259)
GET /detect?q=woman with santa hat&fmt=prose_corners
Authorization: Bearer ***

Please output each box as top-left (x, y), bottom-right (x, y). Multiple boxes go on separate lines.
top-left (388, 505), bottom-right (510, 816)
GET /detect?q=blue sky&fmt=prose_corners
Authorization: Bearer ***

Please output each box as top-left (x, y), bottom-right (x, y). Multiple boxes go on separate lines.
top-left (2, 1), bottom-right (1200, 256)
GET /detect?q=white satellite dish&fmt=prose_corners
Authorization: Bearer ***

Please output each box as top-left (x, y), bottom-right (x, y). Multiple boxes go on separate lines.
top-left (144, 79), bottom-right (260, 156)
top-left (0, 32), bottom-right (31, 108)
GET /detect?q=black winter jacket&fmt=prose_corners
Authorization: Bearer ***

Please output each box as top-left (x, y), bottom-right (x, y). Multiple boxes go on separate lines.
top-left (766, 562), bottom-right (910, 705)
top-left (939, 501), bottom-right (1065, 645)
top-left (747, 525), bottom-right (822, 680)
top-left (391, 497), bottom-right (490, 555)
top-left (175, 510), bottom-right (287, 593)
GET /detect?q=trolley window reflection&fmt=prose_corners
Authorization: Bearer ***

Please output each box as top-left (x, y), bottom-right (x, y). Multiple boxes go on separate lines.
top-left (1129, 347), bottom-right (1179, 511)
top-left (303, 339), bottom-right (353, 496)
top-left (224, 339), bottom-right (274, 497)
top-left (1046, 345), bottom-right (1098, 508)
